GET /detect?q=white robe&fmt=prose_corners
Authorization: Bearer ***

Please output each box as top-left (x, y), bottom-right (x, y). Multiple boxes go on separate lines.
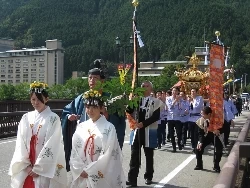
top-left (69, 115), bottom-right (125, 188)
top-left (9, 106), bottom-right (67, 188)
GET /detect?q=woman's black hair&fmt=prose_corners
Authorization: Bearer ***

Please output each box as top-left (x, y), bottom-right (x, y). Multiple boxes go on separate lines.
top-left (30, 90), bottom-right (49, 104)
top-left (84, 97), bottom-right (104, 107)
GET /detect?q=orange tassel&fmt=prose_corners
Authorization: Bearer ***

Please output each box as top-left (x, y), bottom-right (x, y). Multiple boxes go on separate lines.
top-left (126, 112), bottom-right (137, 130)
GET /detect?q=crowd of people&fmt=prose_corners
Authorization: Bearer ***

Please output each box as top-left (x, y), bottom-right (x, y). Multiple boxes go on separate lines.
top-left (8, 62), bottom-right (240, 188)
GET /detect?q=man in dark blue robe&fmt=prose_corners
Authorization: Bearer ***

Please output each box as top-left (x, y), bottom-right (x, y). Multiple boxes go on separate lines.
top-left (61, 65), bottom-right (126, 171)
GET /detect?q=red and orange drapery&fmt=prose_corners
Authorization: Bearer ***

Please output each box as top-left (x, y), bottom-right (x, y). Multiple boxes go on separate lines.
top-left (209, 44), bottom-right (225, 131)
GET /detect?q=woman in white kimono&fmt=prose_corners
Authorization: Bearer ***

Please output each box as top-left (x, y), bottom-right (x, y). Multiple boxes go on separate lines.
top-left (9, 81), bottom-right (67, 188)
top-left (69, 89), bottom-right (125, 188)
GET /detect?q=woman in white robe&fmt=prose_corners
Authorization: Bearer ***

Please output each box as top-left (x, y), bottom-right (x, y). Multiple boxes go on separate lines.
top-left (9, 81), bottom-right (67, 188)
top-left (69, 89), bottom-right (125, 188)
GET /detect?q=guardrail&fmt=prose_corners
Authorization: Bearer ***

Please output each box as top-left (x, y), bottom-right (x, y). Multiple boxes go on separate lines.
top-left (213, 118), bottom-right (250, 188)
top-left (0, 109), bottom-right (63, 138)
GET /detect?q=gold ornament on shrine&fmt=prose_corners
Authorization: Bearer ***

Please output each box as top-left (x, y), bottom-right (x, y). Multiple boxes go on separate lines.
top-left (175, 53), bottom-right (209, 96)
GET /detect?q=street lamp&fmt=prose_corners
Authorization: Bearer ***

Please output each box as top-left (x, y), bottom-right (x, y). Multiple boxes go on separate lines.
top-left (115, 36), bottom-right (133, 67)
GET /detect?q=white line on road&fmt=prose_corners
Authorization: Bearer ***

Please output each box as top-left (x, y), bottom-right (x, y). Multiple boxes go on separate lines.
top-left (0, 140), bottom-right (16, 145)
top-left (154, 154), bottom-right (196, 188)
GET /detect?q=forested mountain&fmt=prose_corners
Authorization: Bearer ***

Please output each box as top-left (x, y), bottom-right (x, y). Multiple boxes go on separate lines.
top-left (0, 0), bottom-right (30, 23)
top-left (0, 0), bottom-right (250, 80)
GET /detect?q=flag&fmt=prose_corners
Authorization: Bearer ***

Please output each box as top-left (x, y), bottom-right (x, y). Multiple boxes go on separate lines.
top-left (209, 44), bottom-right (225, 131)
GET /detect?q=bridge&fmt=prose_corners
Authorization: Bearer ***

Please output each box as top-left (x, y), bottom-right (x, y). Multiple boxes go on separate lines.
top-left (0, 110), bottom-right (250, 187)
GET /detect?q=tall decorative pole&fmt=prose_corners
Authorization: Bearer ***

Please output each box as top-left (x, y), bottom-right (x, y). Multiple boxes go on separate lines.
top-left (132, 0), bottom-right (139, 91)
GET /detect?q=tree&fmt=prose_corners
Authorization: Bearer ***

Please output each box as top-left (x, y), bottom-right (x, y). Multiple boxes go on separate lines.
top-left (13, 82), bottom-right (30, 100)
top-left (0, 84), bottom-right (15, 100)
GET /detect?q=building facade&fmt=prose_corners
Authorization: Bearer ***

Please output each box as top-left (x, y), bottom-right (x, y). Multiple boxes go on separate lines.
top-left (0, 39), bottom-right (64, 86)
top-left (138, 46), bottom-right (210, 76)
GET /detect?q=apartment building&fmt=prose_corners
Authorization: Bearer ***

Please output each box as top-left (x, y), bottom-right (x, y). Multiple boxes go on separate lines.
top-left (0, 39), bottom-right (64, 86)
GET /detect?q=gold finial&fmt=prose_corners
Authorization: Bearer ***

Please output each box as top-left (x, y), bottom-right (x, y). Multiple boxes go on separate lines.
top-left (132, 0), bottom-right (139, 7)
top-left (215, 31), bottom-right (220, 37)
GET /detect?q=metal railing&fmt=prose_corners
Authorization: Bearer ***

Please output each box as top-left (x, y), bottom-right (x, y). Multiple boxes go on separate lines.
top-left (213, 118), bottom-right (250, 188)
top-left (0, 109), bottom-right (63, 138)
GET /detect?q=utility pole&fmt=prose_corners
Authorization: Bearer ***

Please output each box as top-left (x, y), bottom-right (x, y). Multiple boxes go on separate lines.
top-left (245, 73), bottom-right (248, 87)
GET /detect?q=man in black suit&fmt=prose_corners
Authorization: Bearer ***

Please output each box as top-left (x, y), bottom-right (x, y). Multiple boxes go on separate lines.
top-left (126, 81), bottom-right (162, 187)
top-left (194, 106), bottom-right (224, 172)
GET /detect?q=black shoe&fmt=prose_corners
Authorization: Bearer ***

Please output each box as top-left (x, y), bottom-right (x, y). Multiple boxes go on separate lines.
top-left (194, 165), bottom-right (203, 170)
top-left (172, 149), bottom-right (176, 153)
top-left (167, 139), bottom-right (171, 142)
top-left (178, 144), bottom-right (183, 150)
top-left (192, 149), bottom-right (196, 154)
top-left (162, 142), bottom-right (166, 145)
top-left (145, 179), bottom-right (152, 185)
top-left (158, 145), bottom-right (161, 149)
top-left (213, 166), bottom-right (221, 173)
top-left (126, 181), bottom-right (137, 187)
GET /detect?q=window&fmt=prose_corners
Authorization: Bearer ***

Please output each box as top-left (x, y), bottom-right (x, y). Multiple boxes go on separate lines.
top-left (31, 69), bottom-right (36, 72)
top-left (1, 60), bottom-right (4, 62)
top-left (39, 58), bottom-right (45, 62)
top-left (31, 58), bottom-right (36, 62)
top-left (1, 70), bottom-right (5, 73)
top-left (8, 59), bottom-right (13, 63)
top-left (23, 79), bottom-right (28, 82)
top-left (39, 68), bottom-right (45, 72)
top-left (1, 80), bottom-right (5, 83)
top-left (23, 69), bottom-right (29, 72)
top-left (8, 65), bottom-right (13, 68)
top-left (1, 75), bottom-right (5, 78)
top-left (15, 64), bottom-right (21, 68)
top-left (31, 63), bottom-right (36, 67)
top-left (8, 75), bottom-right (13, 78)
top-left (8, 80), bottom-right (13, 83)
top-left (31, 74), bottom-right (36, 78)
top-left (16, 80), bottom-right (20, 83)
top-left (23, 64), bottom-right (28, 68)
top-left (23, 74), bottom-right (28, 78)
top-left (39, 79), bottom-right (44, 82)
top-left (8, 70), bottom-right (13, 73)
top-left (16, 74), bottom-right (20, 78)
top-left (16, 69), bottom-right (20, 73)
top-left (15, 59), bottom-right (21, 63)
top-left (1, 64), bottom-right (5, 68)
top-left (39, 74), bottom-right (44, 78)
top-left (39, 63), bottom-right (45, 67)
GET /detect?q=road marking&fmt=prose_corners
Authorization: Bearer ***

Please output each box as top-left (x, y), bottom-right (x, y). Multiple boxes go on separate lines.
top-left (0, 140), bottom-right (16, 145)
top-left (154, 154), bottom-right (196, 188)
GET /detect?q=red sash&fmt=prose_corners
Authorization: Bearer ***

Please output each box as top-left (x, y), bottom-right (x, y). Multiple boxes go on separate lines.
top-left (23, 135), bottom-right (37, 188)
top-left (23, 124), bottom-right (42, 188)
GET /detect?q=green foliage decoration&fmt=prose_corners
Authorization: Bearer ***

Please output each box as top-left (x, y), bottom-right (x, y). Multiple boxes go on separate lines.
top-left (92, 77), bottom-right (145, 117)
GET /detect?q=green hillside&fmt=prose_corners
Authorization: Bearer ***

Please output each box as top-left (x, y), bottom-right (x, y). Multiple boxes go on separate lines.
top-left (0, 0), bottom-right (250, 80)
top-left (0, 0), bottom-right (30, 22)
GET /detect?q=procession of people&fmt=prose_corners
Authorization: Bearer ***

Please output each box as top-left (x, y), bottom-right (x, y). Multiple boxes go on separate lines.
top-left (8, 59), bottom-right (240, 187)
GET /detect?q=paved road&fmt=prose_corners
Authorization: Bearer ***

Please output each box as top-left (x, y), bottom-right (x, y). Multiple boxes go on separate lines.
top-left (0, 111), bottom-right (249, 188)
